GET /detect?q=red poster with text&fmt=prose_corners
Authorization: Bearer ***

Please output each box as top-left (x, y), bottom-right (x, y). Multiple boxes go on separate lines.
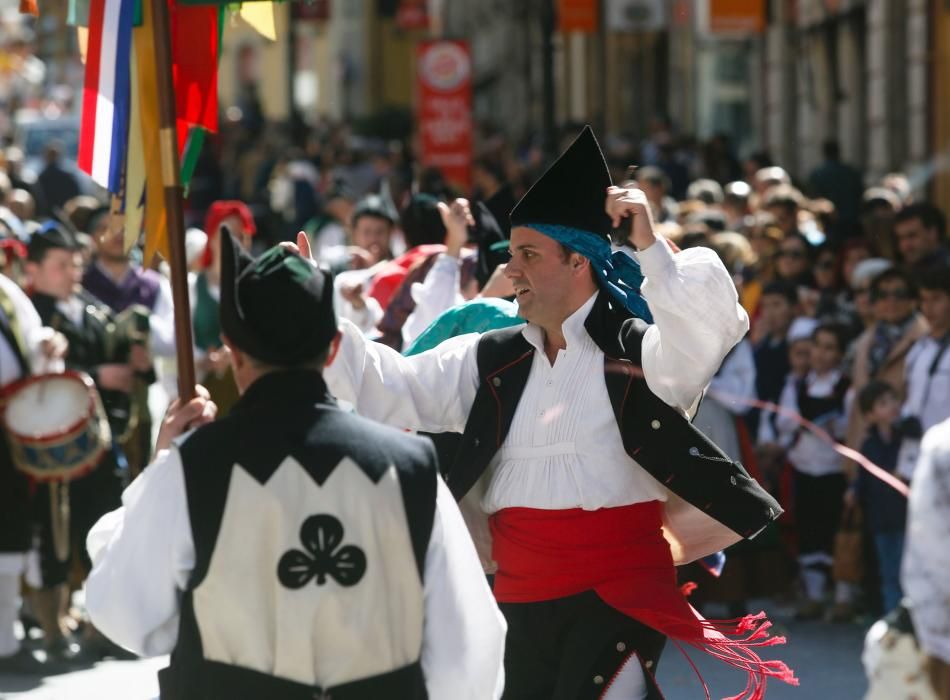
top-left (416, 40), bottom-right (472, 192)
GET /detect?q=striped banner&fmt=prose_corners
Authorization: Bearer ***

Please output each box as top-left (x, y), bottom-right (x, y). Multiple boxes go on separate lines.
top-left (77, 0), bottom-right (136, 193)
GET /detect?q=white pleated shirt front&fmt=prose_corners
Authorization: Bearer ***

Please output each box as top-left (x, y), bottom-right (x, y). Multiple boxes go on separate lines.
top-left (483, 292), bottom-right (668, 513)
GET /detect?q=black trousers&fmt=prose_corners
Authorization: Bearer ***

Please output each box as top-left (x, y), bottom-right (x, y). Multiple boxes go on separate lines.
top-left (33, 455), bottom-right (123, 587)
top-left (499, 590), bottom-right (666, 700)
top-left (794, 470), bottom-right (847, 558)
top-left (0, 434), bottom-right (32, 553)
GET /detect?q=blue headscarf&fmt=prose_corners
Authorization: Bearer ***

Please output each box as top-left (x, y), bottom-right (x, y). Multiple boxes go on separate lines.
top-left (528, 223), bottom-right (654, 323)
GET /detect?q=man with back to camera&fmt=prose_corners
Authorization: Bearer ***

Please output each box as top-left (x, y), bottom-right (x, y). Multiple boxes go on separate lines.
top-left (83, 232), bottom-right (506, 699)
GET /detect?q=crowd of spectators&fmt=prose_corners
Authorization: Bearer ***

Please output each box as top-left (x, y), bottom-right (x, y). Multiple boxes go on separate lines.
top-left (2, 112), bottom-right (949, 693)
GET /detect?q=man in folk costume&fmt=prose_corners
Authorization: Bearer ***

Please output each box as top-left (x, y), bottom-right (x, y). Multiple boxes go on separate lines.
top-left (0, 271), bottom-right (67, 672)
top-left (324, 127), bottom-right (798, 699)
top-left (25, 222), bottom-right (136, 661)
top-left (84, 233), bottom-right (506, 699)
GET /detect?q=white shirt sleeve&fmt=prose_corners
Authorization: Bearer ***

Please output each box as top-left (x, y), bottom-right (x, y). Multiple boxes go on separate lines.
top-left (422, 478), bottom-right (506, 699)
top-left (637, 240), bottom-right (750, 412)
top-left (84, 448), bottom-right (195, 657)
top-left (333, 272), bottom-right (385, 336)
top-left (708, 340), bottom-right (756, 416)
top-left (148, 276), bottom-right (177, 358)
top-left (402, 254), bottom-right (463, 348)
top-left (0, 273), bottom-right (56, 372)
top-left (773, 376), bottom-right (800, 449)
top-left (896, 438), bottom-right (923, 481)
top-left (902, 419), bottom-right (950, 664)
top-left (324, 319), bottom-right (481, 434)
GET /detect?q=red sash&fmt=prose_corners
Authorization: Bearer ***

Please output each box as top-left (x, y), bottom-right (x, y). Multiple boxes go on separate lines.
top-left (491, 502), bottom-right (798, 700)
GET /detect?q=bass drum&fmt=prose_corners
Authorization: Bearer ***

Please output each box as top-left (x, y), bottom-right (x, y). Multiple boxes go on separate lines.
top-left (2, 371), bottom-right (112, 482)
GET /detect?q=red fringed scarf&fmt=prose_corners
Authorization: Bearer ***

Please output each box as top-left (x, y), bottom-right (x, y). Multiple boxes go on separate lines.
top-left (490, 502), bottom-right (799, 700)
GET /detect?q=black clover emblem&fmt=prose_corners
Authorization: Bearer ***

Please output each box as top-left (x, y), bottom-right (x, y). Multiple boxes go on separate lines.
top-left (277, 514), bottom-right (367, 589)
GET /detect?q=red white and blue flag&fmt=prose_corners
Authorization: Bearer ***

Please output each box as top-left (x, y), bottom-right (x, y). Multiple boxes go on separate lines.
top-left (78, 0), bottom-right (136, 193)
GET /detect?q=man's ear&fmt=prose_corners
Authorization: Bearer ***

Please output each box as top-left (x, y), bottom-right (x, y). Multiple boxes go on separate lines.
top-left (326, 330), bottom-right (343, 368)
top-left (222, 336), bottom-right (243, 371)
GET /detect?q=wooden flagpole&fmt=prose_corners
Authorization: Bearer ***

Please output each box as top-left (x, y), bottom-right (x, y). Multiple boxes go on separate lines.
top-left (148, 0), bottom-right (196, 401)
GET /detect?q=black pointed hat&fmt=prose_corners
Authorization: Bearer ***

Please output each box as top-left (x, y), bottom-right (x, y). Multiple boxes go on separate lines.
top-left (510, 126), bottom-right (613, 238)
top-left (220, 229), bottom-right (337, 366)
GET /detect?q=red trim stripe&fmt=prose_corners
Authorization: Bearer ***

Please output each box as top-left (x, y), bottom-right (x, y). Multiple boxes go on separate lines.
top-left (486, 350), bottom-right (532, 446)
top-left (78, 0), bottom-right (107, 174)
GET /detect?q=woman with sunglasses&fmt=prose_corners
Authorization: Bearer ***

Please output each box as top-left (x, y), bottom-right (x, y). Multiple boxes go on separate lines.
top-left (846, 267), bottom-right (928, 452)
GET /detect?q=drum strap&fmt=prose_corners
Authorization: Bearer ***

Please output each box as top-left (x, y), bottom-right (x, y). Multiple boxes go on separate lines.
top-left (0, 284), bottom-right (30, 377)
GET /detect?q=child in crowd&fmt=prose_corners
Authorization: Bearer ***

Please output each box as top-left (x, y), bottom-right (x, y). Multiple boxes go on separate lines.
top-left (776, 322), bottom-right (850, 619)
top-left (847, 380), bottom-right (907, 613)
top-left (758, 316), bottom-right (817, 445)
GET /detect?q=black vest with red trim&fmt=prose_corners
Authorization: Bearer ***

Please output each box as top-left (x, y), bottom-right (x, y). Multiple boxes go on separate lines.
top-left (445, 292), bottom-right (781, 545)
top-left (158, 370), bottom-right (436, 700)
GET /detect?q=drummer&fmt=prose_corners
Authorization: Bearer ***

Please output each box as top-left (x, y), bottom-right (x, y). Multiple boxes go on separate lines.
top-left (24, 221), bottom-right (142, 663)
top-left (0, 269), bottom-right (67, 674)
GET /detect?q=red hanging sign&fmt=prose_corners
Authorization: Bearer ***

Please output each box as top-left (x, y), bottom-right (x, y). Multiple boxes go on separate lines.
top-left (558, 0), bottom-right (597, 33)
top-left (397, 0), bottom-right (429, 30)
top-left (416, 40), bottom-right (473, 192)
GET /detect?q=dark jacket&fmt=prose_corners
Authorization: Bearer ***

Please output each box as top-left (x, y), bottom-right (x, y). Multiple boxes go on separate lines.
top-left (446, 292), bottom-right (782, 565)
top-left (751, 334), bottom-right (790, 437)
top-left (856, 425), bottom-right (907, 533)
top-left (31, 290), bottom-right (133, 440)
top-left (161, 370), bottom-right (436, 700)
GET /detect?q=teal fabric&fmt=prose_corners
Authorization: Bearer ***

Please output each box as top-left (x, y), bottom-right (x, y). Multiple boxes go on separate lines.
top-left (528, 222), bottom-right (653, 323)
top-left (193, 272), bottom-right (221, 351)
top-left (404, 298), bottom-right (523, 356)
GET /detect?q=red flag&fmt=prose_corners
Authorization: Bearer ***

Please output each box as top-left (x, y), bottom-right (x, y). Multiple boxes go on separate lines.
top-left (170, 2), bottom-right (218, 151)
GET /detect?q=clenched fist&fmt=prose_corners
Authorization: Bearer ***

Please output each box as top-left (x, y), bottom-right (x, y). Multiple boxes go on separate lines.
top-left (605, 186), bottom-right (657, 251)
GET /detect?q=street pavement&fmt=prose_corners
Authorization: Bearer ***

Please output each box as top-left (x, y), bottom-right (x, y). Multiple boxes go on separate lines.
top-left (1, 608), bottom-right (868, 700)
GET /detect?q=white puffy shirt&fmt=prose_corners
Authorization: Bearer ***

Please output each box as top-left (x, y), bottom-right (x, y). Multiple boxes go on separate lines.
top-left (326, 240), bottom-right (750, 513)
top-left (483, 293), bottom-right (667, 512)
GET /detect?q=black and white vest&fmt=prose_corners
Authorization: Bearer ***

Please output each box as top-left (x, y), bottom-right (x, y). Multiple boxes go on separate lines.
top-left (446, 293), bottom-right (782, 566)
top-left (158, 370), bottom-right (437, 700)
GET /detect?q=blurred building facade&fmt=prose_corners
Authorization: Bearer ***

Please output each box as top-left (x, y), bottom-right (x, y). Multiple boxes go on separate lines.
top-left (438, 0), bottom-right (950, 206)
top-left (209, 0), bottom-right (950, 202)
top-left (11, 0), bottom-right (950, 206)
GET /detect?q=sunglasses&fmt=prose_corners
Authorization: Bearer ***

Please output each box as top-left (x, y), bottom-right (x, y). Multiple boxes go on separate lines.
top-left (776, 250), bottom-right (807, 259)
top-left (816, 260), bottom-right (836, 270)
top-left (872, 289), bottom-right (912, 302)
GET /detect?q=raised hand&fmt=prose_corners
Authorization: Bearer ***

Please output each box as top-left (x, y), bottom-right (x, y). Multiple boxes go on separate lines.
top-left (605, 185), bottom-right (657, 251)
top-left (438, 198), bottom-right (474, 258)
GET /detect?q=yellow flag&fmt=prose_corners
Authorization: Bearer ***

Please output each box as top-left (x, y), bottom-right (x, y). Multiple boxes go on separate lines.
top-left (240, 2), bottom-right (277, 41)
top-left (124, 40), bottom-right (145, 253)
top-left (77, 27), bottom-right (89, 63)
top-left (136, 0), bottom-right (169, 263)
